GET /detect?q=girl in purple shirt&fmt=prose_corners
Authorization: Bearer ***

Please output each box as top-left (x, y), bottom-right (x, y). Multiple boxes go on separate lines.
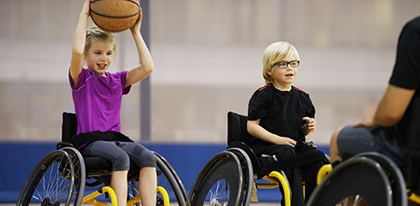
top-left (70, 1), bottom-right (156, 206)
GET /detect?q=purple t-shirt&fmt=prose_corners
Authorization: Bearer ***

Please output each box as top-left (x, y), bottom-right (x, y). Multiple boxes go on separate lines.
top-left (69, 68), bottom-right (131, 134)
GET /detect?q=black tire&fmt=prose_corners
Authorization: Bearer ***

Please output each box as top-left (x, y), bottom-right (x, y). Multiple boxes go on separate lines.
top-left (189, 151), bottom-right (244, 206)
top-left (307, 156), bottom-right (392, 206)
top-left (227, 147), bottom-right (253, 206)
top-left (61, 147), bottom-right (86, 206)
top-left (353, 152), bottom-right (407, 206)
top-left (16, 149), bottom-right (84, 206)
top-left (154, 152), bottom-right (190, 206)
top-left (127, 152), bottom-right (188, 206)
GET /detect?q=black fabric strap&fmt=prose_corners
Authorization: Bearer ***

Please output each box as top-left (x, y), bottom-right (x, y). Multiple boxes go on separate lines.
top-left (257, 149), bottom-right (327, 179)
top-left (69, 131), bottom-right (133, 149)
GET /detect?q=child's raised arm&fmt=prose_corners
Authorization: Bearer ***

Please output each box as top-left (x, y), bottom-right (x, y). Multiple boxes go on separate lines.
top-left (125, 8), bottom-right (154, 87)
top-left (70, 0), bottom-right (90, 87)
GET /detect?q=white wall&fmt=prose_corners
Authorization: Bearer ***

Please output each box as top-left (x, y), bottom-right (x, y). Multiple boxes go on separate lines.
top-left (0, 0), bottom-right (419, 144)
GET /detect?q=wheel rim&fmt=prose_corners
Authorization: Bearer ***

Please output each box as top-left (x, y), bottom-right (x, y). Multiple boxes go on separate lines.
top-left (190, 151), bottom-right (243, 206)
top-left (18, 150), bottom-right (76, 206)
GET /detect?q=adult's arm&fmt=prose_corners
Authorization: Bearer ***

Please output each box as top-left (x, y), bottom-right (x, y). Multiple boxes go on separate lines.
top-left (354, 84), bottom-right (415, 128)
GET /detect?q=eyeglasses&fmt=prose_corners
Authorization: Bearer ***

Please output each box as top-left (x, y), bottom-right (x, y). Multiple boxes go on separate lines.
top-left (273, 60), bottom-right (300, 69)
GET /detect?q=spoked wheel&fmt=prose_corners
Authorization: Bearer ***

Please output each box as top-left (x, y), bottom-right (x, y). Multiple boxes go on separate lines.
top-left (189, 151), bottom-right (244, 206)
top-left (16, 149), bottom-right (84, 206)
top-left (61, 147), bottom-right (86, 206)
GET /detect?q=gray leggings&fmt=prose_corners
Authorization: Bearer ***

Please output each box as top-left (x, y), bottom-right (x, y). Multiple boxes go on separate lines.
top-left (80, 140), bottom-right (156, 171)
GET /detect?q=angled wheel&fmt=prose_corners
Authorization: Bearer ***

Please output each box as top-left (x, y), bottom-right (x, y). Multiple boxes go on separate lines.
top-left (353, 152), bottom-right (407, 206)
top-left (189, 151), bottom-right (244, 206)
top-left (227, 147), bottom-right (254, 206)
top-left (127, 152), bottom-right (189, 206)
top-left (61, 147), bottom-right (86, 206)
top-left (16, 149), bottom-right (85, 206)
top-left (154, 152), bottom-right (190, 206)
top-left (307, 156), bottom-right (392, 206)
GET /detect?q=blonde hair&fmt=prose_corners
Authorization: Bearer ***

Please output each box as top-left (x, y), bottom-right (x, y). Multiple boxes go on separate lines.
top-left (84, 27), bottom-right (116, 57)
top-left (262, 41), bottom-right (300, 84)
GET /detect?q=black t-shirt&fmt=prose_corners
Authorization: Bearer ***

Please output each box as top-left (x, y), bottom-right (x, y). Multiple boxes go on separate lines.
top-left (247, 84), bottom-right (315, 145)
top-left (389, 16), bottom-right (420, 96)
top-left (390, 16), bottom-right (420, 146)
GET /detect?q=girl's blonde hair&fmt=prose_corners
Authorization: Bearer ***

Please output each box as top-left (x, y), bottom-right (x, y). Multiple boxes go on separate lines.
top-left (262, 41), bottom-right (300, 84)
top-left (84, 27), bottom-right (116, 57)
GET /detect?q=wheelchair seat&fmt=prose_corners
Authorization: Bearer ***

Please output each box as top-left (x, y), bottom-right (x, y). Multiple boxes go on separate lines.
top-left (59, 112), bottom-right (141, 186)
top-left (17, 112), bottom-right (190, 206)
top-left (189, 111), bottom-right (329, 206)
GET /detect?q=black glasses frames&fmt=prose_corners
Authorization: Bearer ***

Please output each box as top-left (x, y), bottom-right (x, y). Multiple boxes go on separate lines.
top-left (273, 60), bottom-right (300, 69)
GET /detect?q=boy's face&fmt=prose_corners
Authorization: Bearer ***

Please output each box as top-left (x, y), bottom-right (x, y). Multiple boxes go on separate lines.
top-left (267, 56), bottom-right (299, 90)
top-left (85, 39), bottom-right (114, 77)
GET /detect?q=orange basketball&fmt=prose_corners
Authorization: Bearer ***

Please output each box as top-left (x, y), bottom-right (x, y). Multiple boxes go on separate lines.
top-left (90, 0), bottom-right (140, 33)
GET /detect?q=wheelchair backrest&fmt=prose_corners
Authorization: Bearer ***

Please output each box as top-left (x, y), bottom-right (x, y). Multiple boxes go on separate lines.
top-left (227, 111), bottom-right (254, 146)
top-left (62, 112), bottom-right (77, 143)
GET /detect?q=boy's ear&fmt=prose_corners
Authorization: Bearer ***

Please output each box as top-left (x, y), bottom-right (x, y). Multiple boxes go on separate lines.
top-left (266, 69), bottom-right (272, 76)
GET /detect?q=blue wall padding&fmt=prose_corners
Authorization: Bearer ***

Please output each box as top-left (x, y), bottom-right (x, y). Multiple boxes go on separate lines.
top-left (0, 142), bottom-right (329, 203)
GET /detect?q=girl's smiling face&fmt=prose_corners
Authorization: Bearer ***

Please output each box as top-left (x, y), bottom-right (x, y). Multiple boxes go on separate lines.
top-left (267, 56), bottom-right (300, 91)
top-left (85, 39), bottom-right (114, 77)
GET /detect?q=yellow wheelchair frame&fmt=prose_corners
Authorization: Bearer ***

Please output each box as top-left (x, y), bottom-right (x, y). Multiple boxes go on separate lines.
top-left (80, 186), bottom-right (169, 206)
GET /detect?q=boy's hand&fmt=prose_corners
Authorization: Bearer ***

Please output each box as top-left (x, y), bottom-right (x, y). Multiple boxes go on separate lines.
top-left (276, 136), bottom-right (297, 147)
top-left (302, 117), bottom-right (316, 133)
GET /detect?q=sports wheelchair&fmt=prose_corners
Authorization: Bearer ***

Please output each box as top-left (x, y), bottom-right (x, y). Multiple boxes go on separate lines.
top-left (188, 111), bottom-right (329, 206)
top-left (307, 152), bottom-right (410, 206)
top-left (308, 97), bottom-right (420, 206)
top-left (308, 153), bottom-right (420, 206)
top-left (16, 112), bottom-right (190, 206)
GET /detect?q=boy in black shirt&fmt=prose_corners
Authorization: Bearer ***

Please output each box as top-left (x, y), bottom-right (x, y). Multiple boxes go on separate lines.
top-left (247, 41), bottom-right (324, 206)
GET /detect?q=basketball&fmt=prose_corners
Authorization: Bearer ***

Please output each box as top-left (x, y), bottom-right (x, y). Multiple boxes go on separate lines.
top-left (90, 0), bottom-right (140, 33)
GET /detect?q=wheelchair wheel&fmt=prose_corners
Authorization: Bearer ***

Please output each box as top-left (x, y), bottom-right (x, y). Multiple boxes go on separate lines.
top-left (353, 152), bottom-right (407, 206)
top-left (227, 147), bottom-right (254, 206)
top-left (61, 147), bottom-right (86, 206)
top-left (154, 152), bottom-right (190, 206)
top-left (127, 152), bottom-right (189, 206)
top-left (16, 149), bottom-right (85, 206)
top-left (307, 156), bottom-right (392, 206)
top-left (189, 151), bottom-right (244, 206)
